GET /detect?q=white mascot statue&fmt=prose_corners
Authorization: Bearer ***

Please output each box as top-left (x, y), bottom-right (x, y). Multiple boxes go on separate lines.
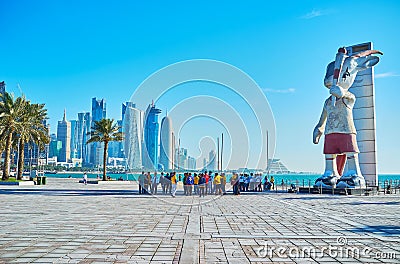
top-left (313, 47), bottom-right (382, 188)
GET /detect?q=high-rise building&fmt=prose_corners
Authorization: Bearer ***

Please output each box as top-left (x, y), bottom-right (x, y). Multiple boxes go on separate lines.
top-left (203, 158), bottom-right (207, 171)
top-left (57, 110), bottom-right (71, 162)
top-left (70, 120), bottom-right (78, 159)
top-left (108, 119), bottom-right (123, 158)
top-left (143, 102), bottom-right (161, 170)
top-left (208, 150), bottom-right (216, 171)
top-left (123, 102), bottom-right (144, 170)
top-left (90, 98), bottom-right (106, 166)
top-left (177, 148), bottom-right (188, 170)
top-left (92, 97), bottom-right (106, 122)
top-left (0, 81), bottom-right (5, 96)
top-left (81, 112), bottom-right (91, 165)
top-left (49, 140), bottom-right (62, 160)
top-left (70, 112), bottom-right (91, 164)
top-left (159, 115), bottom-right (173, 171)
top-left (187, 156), bottom-right (196, 170)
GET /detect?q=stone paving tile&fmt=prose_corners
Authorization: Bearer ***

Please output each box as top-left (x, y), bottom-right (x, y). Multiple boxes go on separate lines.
top-left (0, 178), bottom-right (399, 263)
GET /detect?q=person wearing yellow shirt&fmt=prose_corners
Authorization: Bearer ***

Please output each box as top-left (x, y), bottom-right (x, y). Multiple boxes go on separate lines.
top-left (214, 173), bottom-right (222, 195)
top-left (221, 173), bottom-right (227, 195)
top-left (171, 172), bottom-right (177, 197)
top-left (194, 173), bottom-right (199, 195)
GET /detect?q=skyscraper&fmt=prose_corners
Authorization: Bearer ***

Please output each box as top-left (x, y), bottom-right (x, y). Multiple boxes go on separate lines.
top-left (208, 150), bottom-right (216, 171)
top-left (92, 97), bottom-right (106, 122)
top-left (187, 156), bottom-right (197, 170)
top-left (0, 81), bottom-right (5, 96)
top-left (69, 112), bottom-right (92, 165)
top-left (70, 120), bottom-right (78, 159)
top-left (81, 112), bottom-right (91, 165)
top-left (177, 148), bottom-right (188, 170)
top-left (108, 119), bottom-right (123, 158)
top-left (90, 98), bottom-right (106, 166)
top-left (159, 115), bottom-right (173, 171)
top-left (123, 102), bottom-right (144, 170)
top-left (143, 102), bottom-right (161, 170)
top-left (57, 110), bottom-right (71, 162)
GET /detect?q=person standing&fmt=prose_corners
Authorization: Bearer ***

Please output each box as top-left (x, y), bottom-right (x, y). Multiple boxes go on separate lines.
top-left (171, 172), bottom-right (177, 197)
top-left (198, 173), bottom-right (206, 197)
top-left (263, 175), bottom-right (269, 191)
top-left (165, 173), bottom-right (171, 194)
top-left (193, 173), bottom-right (199, 195)
top-left (83, 173), bottom-right (88, 185)
top-left (160, 172), bottom-right (165, 194)
top-left (186, 173), bottom-right (194, 196)
top-left (144, 172), bottom-right (151, 194)
top-left (244, 174), bottom-right (250, 192)
top-left (214, 173), bottom-right (222, 195)
top-left (221, 173), bottom-right (227, 195)
top-left (256, 174), bottom-right (262, 192)
top-left (138, 171), bottom-right (145, 194)
top-left (151, 171), bottom-right (159, 194)
top-left (270, 175), bottom-right (275, 190)
top-left (204, 171), bottom-right (210, 195)
top-left (239, 174), bottom-right (245, 192)
top-left (231, 173), bottom-right (239, 195)
top-left (249, 173), bottom-right (256, 191)
top-left (208, 171), bottom-right (214, 194)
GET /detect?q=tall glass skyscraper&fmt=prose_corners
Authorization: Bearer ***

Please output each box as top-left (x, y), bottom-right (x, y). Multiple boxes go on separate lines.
top-left (159, 115), bottom-right (173, 171)
top-left (70, 120), bottom-right (78, 159)
top-left (0, 81), bottom-right (5, 96)
top-left (90, 98), bottom-right (106, 166)
top-left (123, 102), bottom-right (144, 170)
top-left (57, 110), bottom-right (71, 162)
top-left (81, 112), bottom-right (91, 165)
top-left (143, 103), bottom-right (161, 170)
top-left (71, 112), bottom-right (92, 165)
top-left (92, 97), bottom-right (106, 122)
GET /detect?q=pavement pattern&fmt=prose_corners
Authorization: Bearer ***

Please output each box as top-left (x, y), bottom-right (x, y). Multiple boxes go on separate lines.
top-left (0, 178), bottom-right (399, 263)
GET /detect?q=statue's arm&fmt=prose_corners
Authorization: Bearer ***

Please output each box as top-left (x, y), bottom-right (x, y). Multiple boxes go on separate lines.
top-left (313, 107), bottom-right (327, 144)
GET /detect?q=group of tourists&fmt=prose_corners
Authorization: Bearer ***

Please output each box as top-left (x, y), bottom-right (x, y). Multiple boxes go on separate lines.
top-left (137, 171), bottom-right (275, 197)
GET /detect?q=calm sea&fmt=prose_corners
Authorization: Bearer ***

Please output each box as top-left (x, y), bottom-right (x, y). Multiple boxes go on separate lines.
top-left (44, 172), bottom-right (399, 187)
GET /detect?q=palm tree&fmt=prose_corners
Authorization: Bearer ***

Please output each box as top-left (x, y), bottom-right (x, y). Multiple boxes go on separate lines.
top-left (87, 118), bottom-right (123, 181)
top-left (16, 102), bottom-right (49, 180)
top-left (0, 92), bottom-right (27, 180)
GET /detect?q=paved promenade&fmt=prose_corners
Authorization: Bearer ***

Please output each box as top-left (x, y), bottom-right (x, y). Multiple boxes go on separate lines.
top-left (0, 178), bottom-right (399, 263)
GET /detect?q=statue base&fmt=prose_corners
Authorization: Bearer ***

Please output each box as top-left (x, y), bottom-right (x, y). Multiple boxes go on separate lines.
top-left (298, 186), bottom-right (378, 195)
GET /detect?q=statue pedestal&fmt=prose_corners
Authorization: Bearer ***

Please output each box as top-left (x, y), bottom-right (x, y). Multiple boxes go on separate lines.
top-left (298, 186), bottom-right (378, 195)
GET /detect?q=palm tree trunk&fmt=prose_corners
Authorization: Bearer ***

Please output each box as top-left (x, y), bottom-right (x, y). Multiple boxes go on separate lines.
top-left (103, 141), bottom-right (108, 181)
top-left (2, 133), bottom-right (13, 180)
top-left (17, 140), bottom-right (25, 180)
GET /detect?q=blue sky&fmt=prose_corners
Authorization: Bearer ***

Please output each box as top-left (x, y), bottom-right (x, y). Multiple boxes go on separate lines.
top-left (1, 0), bottom-right (399, 173)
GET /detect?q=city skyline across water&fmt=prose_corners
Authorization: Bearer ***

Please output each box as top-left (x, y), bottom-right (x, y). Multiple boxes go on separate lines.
top-left (1, 1), bottom-right (399, 173)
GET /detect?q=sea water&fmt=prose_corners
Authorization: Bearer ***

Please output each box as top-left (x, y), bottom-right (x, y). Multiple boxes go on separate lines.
top-left (44, 172), bottom-right (399, 187)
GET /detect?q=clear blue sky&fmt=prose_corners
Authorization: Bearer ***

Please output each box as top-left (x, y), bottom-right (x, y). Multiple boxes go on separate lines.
top-left (1, 0), bottom-right (399, 173)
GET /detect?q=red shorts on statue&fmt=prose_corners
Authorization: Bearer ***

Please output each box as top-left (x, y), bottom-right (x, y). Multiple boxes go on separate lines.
top-left (323, 133), bottom-right (359, 154)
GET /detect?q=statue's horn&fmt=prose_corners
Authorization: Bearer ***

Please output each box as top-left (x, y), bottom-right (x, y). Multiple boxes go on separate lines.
top-left (353, 50), bottom-right (383, 58)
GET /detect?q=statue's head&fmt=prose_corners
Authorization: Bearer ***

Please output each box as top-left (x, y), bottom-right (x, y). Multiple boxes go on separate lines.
top-left (324, 48), bottom-right (383, 90)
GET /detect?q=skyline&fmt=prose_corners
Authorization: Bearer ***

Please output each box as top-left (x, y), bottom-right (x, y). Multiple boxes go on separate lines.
top-left (1, 1), bottom-right (399, 173)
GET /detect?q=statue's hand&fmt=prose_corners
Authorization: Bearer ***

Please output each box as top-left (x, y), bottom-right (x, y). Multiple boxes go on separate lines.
top-left (313, 127), bottom-right (322, 144)
top-left (330, 85), bottom-right (345, 99)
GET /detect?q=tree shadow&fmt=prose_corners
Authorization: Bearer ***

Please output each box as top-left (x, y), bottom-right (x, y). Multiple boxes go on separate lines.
top-left (0, 189), bottom-right (141, 197)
